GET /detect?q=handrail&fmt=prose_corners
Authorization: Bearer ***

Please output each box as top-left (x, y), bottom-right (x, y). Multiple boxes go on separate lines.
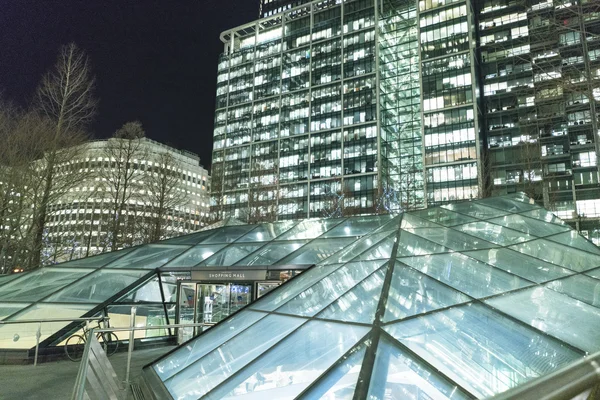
top-left (489, 351), bottom-right (600, 400)
top-left (93, 322), bottom-right (213, 334)
top-left (0, 316), bottom-right (109, 325)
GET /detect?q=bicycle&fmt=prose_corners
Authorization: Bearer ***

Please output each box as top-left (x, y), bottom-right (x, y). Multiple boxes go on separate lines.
top-left (64, 319), bottom-right (119, 361)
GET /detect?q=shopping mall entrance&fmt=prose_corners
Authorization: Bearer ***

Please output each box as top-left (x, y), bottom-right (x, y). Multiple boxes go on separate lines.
top-left (175, 265), bottom-right (309, 341)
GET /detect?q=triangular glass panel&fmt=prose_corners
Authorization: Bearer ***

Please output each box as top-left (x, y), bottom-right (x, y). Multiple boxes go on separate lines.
top-left (464, 248), bottom-right (573, 283)
top-left (586, 268), bottom-right (600, 279)
top-left (509, 239), bottom-right (600, 272)
top-left (396, 230), bottom-right (451, 257)
top-left (333, 230), bottom-right (398, 264)
top-left (405, 227), bottom-right (497, 251)
top-left (317, 266), bottom-right (387, 324)
top-left (298, 340), bottom-right (368, 400)
top-left (452, 221), bottom-right (533, 246)
top-left (477, 195), bottom-right (539, 212)
top-left (520, 209), bottom-right (565, 225)
top-left (276, 218), bottom-right (345, 240)
top-left (153, 310), bottom-right (267, 381)
top-left (58, 247), bottom-right (134, 268)
top-left (485, 287), bottom-right (600, 353)
top-left (442, 201), bottom-right (509, 219)
top-left (367, 336), bottom-right (471, 400)
top-left (0, 274), bottom-right (22, 287)
top-left (0, 267), bottom-right (93, 302)
top-left (236, 240), bottom-right (309, 266)
top-left (399, 253), bottom-right (532, 298)
top-left (546, 274), bottom-right (600, 308)
top-left (162, 313), bottom-right (306, 399)
top-left (353, 235), bottom-right (395, 261)
top-left (410, 207), bottom-right (476, 226)
top-left (203, 320), bottom-right (370, 400)
top-left (104, 245), bottom-right (187, 269)
top-left (0, 303), bottom-right (30, 321)
top-left (274, 260), bottom-right (386, 317)
top-left (249, 263), bottom-right (346, 312)
top-left (401, 213), bottom-right (441, 229)
top-left (278, 237), bottom-right (357, 265)
top-left (42, 268), bottom-right (151, 303)
top-left (236, 221), bottom-right (298, 242)
top-left (160, 230), bottom-right (216, 245)
top-left (161, 244), bottom-right (227, 268)
top-left (199, 243), bottom-right (265, 266)
top-left (384, 303), bottom-right (581, 398)
top-left (203, 225), bottom-right (258, 244)
top-left (546, 231), bottom-right (600, 255)
top-left (320, 215), bottom-right (396, 238)
top-left (383, 262), bottom-right (471, 323)
top-left (115, 275), bottom-right (169, 303)
top-left (486, 214), bottom-right (570, 237)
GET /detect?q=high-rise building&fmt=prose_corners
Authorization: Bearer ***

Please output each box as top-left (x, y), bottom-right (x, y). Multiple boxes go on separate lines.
top-left (212, 0), bottom-right (600, 234)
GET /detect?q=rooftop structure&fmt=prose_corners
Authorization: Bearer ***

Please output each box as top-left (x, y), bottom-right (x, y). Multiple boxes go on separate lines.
top-left (141, 192), bottom-right (600, 399)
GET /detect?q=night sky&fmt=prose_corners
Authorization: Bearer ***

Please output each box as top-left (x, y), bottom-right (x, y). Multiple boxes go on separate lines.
top-left (0, 0), bottom-right (258, 169)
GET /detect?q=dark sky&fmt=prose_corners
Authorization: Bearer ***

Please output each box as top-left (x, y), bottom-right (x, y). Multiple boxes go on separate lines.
top-left (0, 0), bottom-right (258, 170)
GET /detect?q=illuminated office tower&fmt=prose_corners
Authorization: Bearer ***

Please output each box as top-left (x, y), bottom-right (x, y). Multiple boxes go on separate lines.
top-left (479, 0), bottom-right (600, 235)
top-left (211, 0), bottom-right (461, 221)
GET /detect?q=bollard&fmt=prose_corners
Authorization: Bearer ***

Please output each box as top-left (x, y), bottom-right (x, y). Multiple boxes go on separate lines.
top-left (33, 322), bottom-right (41, 366)
top-left (125, 306), bottom-right (137, 386)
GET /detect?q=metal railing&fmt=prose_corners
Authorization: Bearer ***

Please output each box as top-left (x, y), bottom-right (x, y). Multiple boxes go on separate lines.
top-left (489, 351), bottom-right (600, 400)
top-left (0, 316), bottom-right (109, 366)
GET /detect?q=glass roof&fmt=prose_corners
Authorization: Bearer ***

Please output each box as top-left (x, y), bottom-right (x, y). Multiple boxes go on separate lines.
top-left (145, 194), bottom-right (600, 399)
top-left (1, 193), bottom-right (599, 398)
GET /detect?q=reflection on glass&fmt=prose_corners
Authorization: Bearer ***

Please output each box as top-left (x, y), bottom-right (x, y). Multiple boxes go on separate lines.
top-left (200, 244), bottom-right (264, 266)
top-left (546, 275), bottom-right (600, 307)
top-left (520, 209), bottom-right (565, 226)
top-left (58, 248), bottom-right (133, 268)
top-left (236, 221), bottom-right (298, 242)
top-left (396, 231), bottom-right (451, 257)
top-left (399, 253), bottom-right (532, 298)
top-left (485, 287), bottom-right (600, 353)
top-left (275, 260), bottom-right (385, 317)
top-left (401, 213), bottom-right (441, 229)
top-left (453, 221), bottom-right (533, 246)
top-left (385, 303), bottom-right (581, 398)
top-left (43, 269), bottom-right (150, 303)
top-left (162, 245), bottom-right (227, 268)
top-left (250, 263), bottom-right (345, 312)
top-left (367, 337), bottom-right (470, 400)
top-left (442, 202), bottom-right (508, 219)
top-left (277, 218), bottom-right (345, 240)
top-left (203, 225), bottom-right (258, 244)
top-left (160, 230), bottom-right (216, 245)
top-left (279, 238), bottom-right (356, 265)
top-left (164, 314), bottom-right (306, 400)
top-left (299, 342), bottom-right (367, 400)
top-left (237, 241), bottom-right (308, 265)
top-left (546, 231), bottom-right (600, 255)
top-left (411, 208), bottom-right (476, 226)
top-left (320, 215), bottom-right (395, 238)
top-left (406, 227), bottom-right (497, 251)
top-left (487, 214), bottom-right (569, 237)
top-left (478, 196), bottom-right (538, 212)
top-left (317, 267), bottom-right (386, 324)
top-left (509, 239), bottom-right (600, 272)
top-left (105, 245), bottom-right (187, 269)
top-left (0, 303), bottom-right (30, 321)
top-left (464, 248), bottom-right (573, 283)
top-left (384, 263), bottom-right (471, 322)
top-left (0, 268), bottom-right (92, 302)
top-left (209, 321), bottom-right (369, 400)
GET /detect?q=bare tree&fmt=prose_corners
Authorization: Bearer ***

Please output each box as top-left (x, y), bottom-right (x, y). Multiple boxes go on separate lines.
top-left (145, 152), bottom-right (190, 242)
top-left (28, 43), bottom-right (96, 267)
top-left (99, 121), bottom-right (147, 251)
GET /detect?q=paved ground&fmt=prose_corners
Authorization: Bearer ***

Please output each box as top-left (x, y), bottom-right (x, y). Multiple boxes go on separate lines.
top-left (0, 346), bottom-right (175, 400)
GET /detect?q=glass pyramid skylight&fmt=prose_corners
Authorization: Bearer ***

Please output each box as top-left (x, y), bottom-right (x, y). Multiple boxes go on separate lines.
top-left (146, 194), bottom-right (600, 399)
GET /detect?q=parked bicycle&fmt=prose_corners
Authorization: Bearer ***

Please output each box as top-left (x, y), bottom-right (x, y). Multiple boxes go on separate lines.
top-left (64, 319), bottom-right (119, 361)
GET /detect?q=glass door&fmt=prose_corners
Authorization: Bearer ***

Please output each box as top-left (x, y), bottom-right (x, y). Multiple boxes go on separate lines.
top-left (197, 283), bottom-right (230, 324)
top-left (177, 282), bottom-right (197, 342)
top-left (230, 284), bottom-right (252, 314)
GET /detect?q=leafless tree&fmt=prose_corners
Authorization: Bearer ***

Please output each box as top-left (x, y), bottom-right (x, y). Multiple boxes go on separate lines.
top-left (28, 43), bottom-right (96, 267)
top-left (99, 121), bottom-right (147, 250)
top-left (145, 152), bottom-right (190, 242)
